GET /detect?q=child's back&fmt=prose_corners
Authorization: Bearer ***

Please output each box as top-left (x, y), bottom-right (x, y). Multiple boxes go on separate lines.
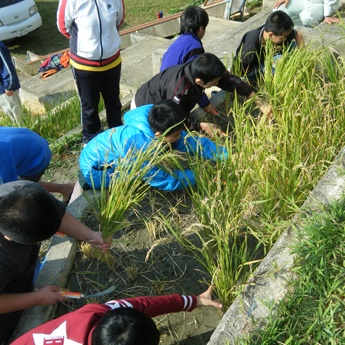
top-left (160, 6), bottom-right (208, 72)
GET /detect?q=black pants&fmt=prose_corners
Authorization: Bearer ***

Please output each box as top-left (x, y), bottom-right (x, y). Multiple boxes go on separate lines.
top-left (73, 63), bottom-right (122, 143)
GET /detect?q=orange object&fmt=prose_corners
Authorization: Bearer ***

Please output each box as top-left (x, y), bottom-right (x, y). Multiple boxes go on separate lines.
top-left (41, 69), bottom-right (58, 79)
top-left (60, 51), bottom-right (70, 68)
top-left (55, 232), bottom-right (66, 237)
top-left (58, 291), bottom-right (82, 299)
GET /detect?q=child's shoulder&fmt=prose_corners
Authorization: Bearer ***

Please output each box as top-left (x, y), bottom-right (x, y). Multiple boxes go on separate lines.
top-left (239, 25), bottom-right (265, 51)
top-left (0, 180), bottom-right (38, 199)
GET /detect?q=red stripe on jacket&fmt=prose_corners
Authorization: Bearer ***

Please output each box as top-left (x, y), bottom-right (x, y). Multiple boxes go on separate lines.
top-left (57, 0), bottom-right (71, 38)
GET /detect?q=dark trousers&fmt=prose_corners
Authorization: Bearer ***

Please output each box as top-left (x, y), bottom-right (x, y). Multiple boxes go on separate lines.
top-left (73, 63), bottom-right (122, 143)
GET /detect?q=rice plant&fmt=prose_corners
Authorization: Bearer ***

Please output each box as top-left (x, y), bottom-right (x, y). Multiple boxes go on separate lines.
top-left (85, 131), bottom-right (185, 261)
top-left (164, 39), bottom-right (345, 310)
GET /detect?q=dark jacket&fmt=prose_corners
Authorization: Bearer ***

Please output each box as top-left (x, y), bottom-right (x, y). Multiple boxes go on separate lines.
top-left (134, 62), bottom-right (253, 130)
top-left (235, 25), bottom-right (297, 73)
top-left (0, 41), bottom-right (20, 94)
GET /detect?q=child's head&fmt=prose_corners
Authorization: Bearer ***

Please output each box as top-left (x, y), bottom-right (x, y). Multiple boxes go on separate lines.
top-left (0, 183), bottom-right (64, 244)
top-left (91, 307), bottom-right (160, 345)
top-left (191, 53), bottom-right (225, 87)
top-left (149, 100), bottom-right (186, 143)
top-left (264, 11), bottom-right (294, 44)
top-left (179, 6), bottom-right (209, 38)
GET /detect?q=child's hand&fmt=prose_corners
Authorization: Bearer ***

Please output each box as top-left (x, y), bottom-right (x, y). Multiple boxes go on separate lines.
top-left (200, 122), bottom-right (222, 137)
top-left (5, 89), bottom-right (14, 96)
top-left (35, 285), bottom-right (68, 305)
top-left (203, 103), bottom-right (217, 116)
top-left (88, 232), bottom-right (112, 254)
top-left (259, 104), bottom-right (273, 119)
top-left (324, 17), bottom-right (342, 25)
top-left (273, 0), bottom-right (289, 8)
top-left (196, 285), bottom-right (222, 309)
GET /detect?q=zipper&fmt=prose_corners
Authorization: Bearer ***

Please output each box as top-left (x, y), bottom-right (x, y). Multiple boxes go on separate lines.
top-left (94, 0), bottom-right (103, 64)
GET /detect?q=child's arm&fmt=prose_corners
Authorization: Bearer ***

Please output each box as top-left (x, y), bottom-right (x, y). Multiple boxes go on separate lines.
top-left (173, 131), bottom-right (227, 160)
top-left (105, 285), bottom-right (221, 318)
top-left (59, 212), bottom-right (111, 253)
top-left (295, 30), bottom-right (305, 48)
top-left (56, 0), bottom-right (73, 38)
top-left (0, 286), bottom-right (68, 314)
top-left (248, 92), bottom-right (273, 118)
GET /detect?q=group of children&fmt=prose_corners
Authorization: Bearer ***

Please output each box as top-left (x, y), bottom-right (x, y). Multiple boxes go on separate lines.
top-left (0, 5), bottom-right (309, 345)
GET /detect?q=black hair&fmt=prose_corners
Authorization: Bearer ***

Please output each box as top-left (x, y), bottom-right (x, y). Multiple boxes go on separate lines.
top-left (179, 6), bottom-right (209, 35)
top-left (190, 53), bottom-right (225, 84)
top-left (264, 11), bottom-right (294, 36)
top-left (0, 184), bottom-right (63, 244)
top-left (148, 100), bottom-right (186, 135)
top-left (91, 307), bottom-right (160, 345)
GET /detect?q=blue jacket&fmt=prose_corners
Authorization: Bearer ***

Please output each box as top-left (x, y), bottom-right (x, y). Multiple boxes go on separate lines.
top-left (160, 33), bottom-right (204, 72)
top-left (0, 42), bottom-right (20, 94)
top-left (160, 33), bottom-right (209, 108)
top-left (79, 105), bottom-right (227, 191)
top-left (0, 127), bottom-right (51, 183)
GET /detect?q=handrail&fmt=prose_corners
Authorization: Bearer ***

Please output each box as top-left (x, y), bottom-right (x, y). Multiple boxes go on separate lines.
top-left (119, 0), bottom-right (225, 36)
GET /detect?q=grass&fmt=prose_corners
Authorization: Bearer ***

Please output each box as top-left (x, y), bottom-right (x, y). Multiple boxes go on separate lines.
top-left (239, 196), bottom-right (345, 344)
top-left (5, 0), bottom-right (203, 59)
top-left (0, 93), bottom-right (106, 143)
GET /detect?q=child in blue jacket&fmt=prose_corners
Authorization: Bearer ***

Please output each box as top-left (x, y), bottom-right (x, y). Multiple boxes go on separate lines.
top-left (0, 41), bottom-right (22, 125)
top-left (79, 100), bottom-right (227, 191)
top-left (160, 6), bottom-right (209, 72)
top-left (160, 6), bottom-right (211, 115)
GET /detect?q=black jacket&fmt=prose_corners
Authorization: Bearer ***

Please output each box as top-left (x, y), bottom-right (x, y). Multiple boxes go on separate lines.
top-left (235, 25), bottom-right (297, 74)
top-left (134, 61), bottom-right (253, 131)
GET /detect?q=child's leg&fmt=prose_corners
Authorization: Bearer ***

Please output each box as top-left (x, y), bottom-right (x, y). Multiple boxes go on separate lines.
top-left (38, 181), bottom-right (75, 205)
top-left (0, 90), bottom-right (22, 126)
top-left (274, 0), bottom-right (306, 26)
top-left (130, 95), bottom-right (137, 110)
top-left (299, 3), bottom-right (324, 27)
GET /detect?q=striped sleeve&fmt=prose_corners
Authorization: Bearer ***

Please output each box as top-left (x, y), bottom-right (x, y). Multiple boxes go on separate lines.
top-left (117, 0), bottom-right (125, 28)
top-left (104, 294), bottom-right (197, 318)
top-left (56, 0), bottom-right (72, 38)
top-left (0, 49), bottom-right (13, 90)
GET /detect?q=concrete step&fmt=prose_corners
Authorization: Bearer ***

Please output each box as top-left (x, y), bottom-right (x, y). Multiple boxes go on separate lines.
top-left (120, 33), bottom-right (169, 94)
top-left (19, 67), bottom-right (76, 114)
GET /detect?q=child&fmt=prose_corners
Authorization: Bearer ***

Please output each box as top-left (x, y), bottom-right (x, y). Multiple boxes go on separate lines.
top-left (0, 41), bottom-right (22, 126)
top-left (10, 285), bottom-right (222, 345)
top-left (160, 6), bottom-right (213, 126)
top-left (234, 11), bottom-right (304, 80)
top-left (273, 0), bottom-right (341, 27)
top-left (79, 100), bottom-right (227, 190)
top-left (132, 53), bottom-right (272, 136)
top-left (0, 127), bottom-right (74, 205)
top-left (160, 6), bottom-right (209, 71)
top-left (0, 180), bottom-right (111, 344)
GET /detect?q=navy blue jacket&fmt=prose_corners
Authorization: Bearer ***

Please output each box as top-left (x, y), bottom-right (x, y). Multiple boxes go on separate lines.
top-left (0, 41), bottom-right (20, 94)
top-left (160, 32), bottom-right (210, 109)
